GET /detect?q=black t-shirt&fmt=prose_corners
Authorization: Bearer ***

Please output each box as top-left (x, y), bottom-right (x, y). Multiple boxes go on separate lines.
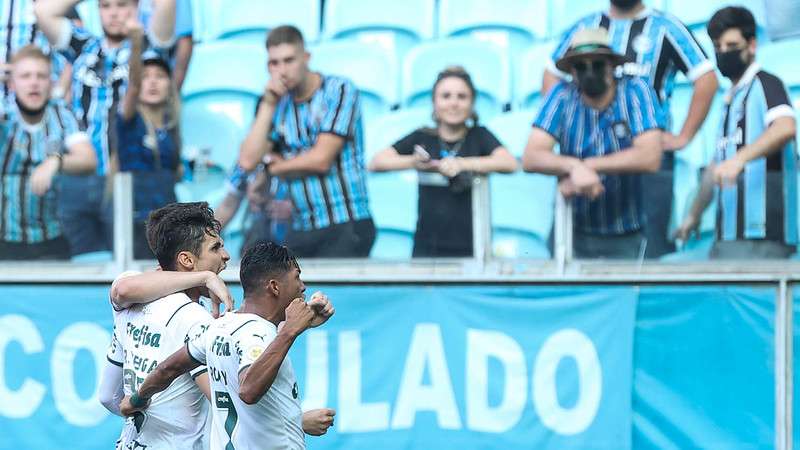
top-left (393, 126), bottom-right (501, 256)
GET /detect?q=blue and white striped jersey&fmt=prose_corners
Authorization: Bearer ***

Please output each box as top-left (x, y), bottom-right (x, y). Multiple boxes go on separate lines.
top-left (0, 98), bottom-right (88, 243)
top-left (269, 75), bottom-right (371, 231)
top-left (533, 76), bottom-right (665, 235)
top-left (714, 63), bottom-right (798, 245)
top-left (549, 8), bottom-right (713, 109)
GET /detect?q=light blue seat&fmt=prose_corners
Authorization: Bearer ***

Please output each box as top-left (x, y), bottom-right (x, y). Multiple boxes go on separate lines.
top-left (369, 229), bottom-right (415, 259)
top-left (364, 108), bottom-right (433, 163)
top-left (669, 84), bottom-right (721, 168)
top-left (182, 42), bottom-right (267, 131)
top-left (493, 229), bottom-right (550, 259)
top-left (486, 109), bottom-right (537, 158)
top-left (490, 170), bottom-right (556, 245)
top-left (666, 0), bottom-right (765, 31)
top-left (71, 250), bottom-right (113, 263)
top-left (438, 0), bottom-right (546, 56)
top-left (323, 0), bottom-right (434, 63)
top-left (309, 41), bottom-right (399, 120)
top-left (402, 38), bottom-right (512, 121)
top-left (181, 104), bottom-right (244, 171)
top-left (208, 0), bottom-right (320, 43)
top-left (515, 40), bottom-right (557, 110)
top-left (759, 38), bottom-right (800, 91)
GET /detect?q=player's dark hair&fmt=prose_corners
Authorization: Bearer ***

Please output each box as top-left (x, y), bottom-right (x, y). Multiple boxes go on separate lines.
top-left (240, 241), bottom-right (299, 297)
top-left (707, 6), bottom-right (756, 42)
top-left (266, 25), bottom-right (305, 49)
top-left (146, 202), bottom-right (221, 271)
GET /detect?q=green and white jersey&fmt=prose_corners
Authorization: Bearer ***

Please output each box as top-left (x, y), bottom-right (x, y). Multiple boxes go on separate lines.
top-left (108, 277), bottom-right (211, 450)
top-left (188, 312), bottom-right (304, 450)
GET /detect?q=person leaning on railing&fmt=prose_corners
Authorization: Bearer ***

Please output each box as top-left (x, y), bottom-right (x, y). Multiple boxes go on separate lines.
top-left (368, 66), bottom-right (518, 258)
top-left (0, 45), bottom-right (96, 260)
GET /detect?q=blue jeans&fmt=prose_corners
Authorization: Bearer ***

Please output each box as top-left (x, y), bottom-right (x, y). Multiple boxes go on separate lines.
top-left (56, 174), bottom-right (114, 255)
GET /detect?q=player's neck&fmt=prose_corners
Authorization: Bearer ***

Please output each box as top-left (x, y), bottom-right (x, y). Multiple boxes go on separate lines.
top-left (239, 297), bottom-right (283, 325)
top-left (609, 3), bottom-right (645, 19)
top-left (293, 72), bottom-right (321, 103)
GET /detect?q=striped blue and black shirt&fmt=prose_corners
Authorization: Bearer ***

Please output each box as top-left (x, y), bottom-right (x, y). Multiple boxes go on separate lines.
top-left (54, 21), bottom-right (168, 175)
top-left (269, 75), bottom-right (371, 231)
top-left (0, 0), bottom-right (73, 95)
top-left (0, 98), bottom-right (89, 243)
top-left (714, 63), bottom-right (798, 245)
top-left (549, 8), bottom-right (713, 110)
top-left (533, 76), bottom-right (665, 235)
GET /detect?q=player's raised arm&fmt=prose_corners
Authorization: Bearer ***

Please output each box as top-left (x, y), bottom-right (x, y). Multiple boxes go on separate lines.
top-left (120, 345), bottom-right (203, 416)
top-left (110, 270), bottom-right (233, 315)
top-left (239, 299), bottom-right (314, 404)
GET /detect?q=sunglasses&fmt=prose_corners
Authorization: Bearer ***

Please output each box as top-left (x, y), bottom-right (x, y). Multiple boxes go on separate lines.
top-left (573, 59), bottom-right (608, 73)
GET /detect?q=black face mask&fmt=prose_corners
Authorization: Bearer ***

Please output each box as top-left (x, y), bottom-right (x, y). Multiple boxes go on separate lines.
top-left (610, 0), bottom-right (640, 10)
top-left (716, 48), bottom-right (750, 80)
top-left (14, 95), bottom-right (47, 118)
top-left (574, 60), bottom-right (609, 99)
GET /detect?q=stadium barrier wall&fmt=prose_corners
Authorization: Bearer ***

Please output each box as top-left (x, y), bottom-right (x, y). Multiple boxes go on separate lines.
top-left (0, 283), bottom-right (791, 449)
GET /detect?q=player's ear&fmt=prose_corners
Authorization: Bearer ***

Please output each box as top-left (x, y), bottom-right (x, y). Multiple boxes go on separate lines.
top-left (176, 251), bottom-right (195, 271)
top-left (267, 278), bottom-right (280, 297)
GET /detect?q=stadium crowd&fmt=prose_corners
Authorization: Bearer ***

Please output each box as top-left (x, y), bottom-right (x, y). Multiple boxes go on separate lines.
top-left (0, 0), bottom-right (797, 261)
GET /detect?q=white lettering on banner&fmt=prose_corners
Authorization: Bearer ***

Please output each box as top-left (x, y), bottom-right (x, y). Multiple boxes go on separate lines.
top-left (301, 330), bottom-right (328, 411)
top-left (391, 323), bottom-right (461, 430)
top-left (338, 330), bottom-right (390, 432)
top-left (51, 322), bottom-right (110, 427)
top-left (0, 315), bottom-right (46, 418)
top-left (465, 329), bottom-right (527, 432)
top-left (533, 328), bottom-right (602, 435)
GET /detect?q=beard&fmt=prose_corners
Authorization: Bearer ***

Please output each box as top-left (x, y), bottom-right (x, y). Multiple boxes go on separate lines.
top-left (103, 26), bottom-right (126, 43)
top-left (15, 95), bottom-right (47, 117)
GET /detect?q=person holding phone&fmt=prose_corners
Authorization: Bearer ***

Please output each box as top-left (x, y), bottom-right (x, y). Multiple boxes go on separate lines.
top-left (369, 66), bottom-right (518, 257)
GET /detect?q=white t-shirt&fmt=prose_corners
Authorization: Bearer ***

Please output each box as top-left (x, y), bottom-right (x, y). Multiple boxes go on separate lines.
top-left (107, 274), bottom-right (212, 450)
top-left (188, 312), bottom-right (304, 450)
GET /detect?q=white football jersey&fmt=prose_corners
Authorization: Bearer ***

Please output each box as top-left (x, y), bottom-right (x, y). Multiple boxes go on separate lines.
top-left (108, 276), bottom-right (212, 450)
top-left (188, 312), bottom-right (304, 450)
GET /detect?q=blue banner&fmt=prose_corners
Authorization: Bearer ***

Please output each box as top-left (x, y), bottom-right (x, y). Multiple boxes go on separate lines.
top-left (0, 283), bottom-right (778, 449)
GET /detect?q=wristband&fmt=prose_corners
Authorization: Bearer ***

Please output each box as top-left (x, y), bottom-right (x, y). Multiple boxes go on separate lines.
top-left (130, 392), bottom-right (148, 408)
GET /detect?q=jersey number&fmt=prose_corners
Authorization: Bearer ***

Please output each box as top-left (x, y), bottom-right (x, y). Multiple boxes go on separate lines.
top-left (215, 391), bottom-right (238, 450)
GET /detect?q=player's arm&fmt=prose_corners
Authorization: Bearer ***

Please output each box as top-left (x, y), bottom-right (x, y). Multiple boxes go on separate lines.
top-left (673, 165), bottom-right (716, 241)
top-left (119, 19), bottom-right (145, 122)
top-left (173, 36), bottom-right (192, 90)
top-left (583, 129), bottom-right (663, 174)
top-left (148, 0), bottom-right (177, 47)
top-left (110, 270), bottom-right (233, 314)
top-left (239, 299), bottom-right (314, 404)
top-left (664, 71), bottom-right (718, 151)
top-left (239, 82), bottom-right (284, 171)
top-left (267, 133), bottom-right (344, 178)
top-left (98, 359), bottom-right (124, 416)
top-left (193, 371), bottom-right (211, 400)
top-left (120, 345), bottom-right (202, 415)
top-left (713, 116), bottom-right (796, 185)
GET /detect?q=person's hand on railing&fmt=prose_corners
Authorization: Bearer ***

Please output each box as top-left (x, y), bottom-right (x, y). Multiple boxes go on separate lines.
top-left (566, 162), bottom-right (604, 199)
top-left (672, 213), bottom-right (700, 242)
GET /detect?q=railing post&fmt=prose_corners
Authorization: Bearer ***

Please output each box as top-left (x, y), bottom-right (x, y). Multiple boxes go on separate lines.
top-left (554, 193), bottom-right (573, 274)
top-left (113, 172), bottom-right (133, 270)
top-left (777, 278), bottom-right (793, 450)
top-left (471, 175), bottom-right (491, 271)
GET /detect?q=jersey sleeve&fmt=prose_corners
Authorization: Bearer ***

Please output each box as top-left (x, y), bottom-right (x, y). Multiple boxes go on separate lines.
top-left (626, 78), bottom-right (666, 136)
top-left (186, 322), bottom-right (209, 366)
top-left (662, 14), bottom-right (714, 82)
top-left (392, 129), bottom-right (426, 155)
top-left (236, 321), bottom-right (278, 373)
top-left (319, 78), bottom-right (360, 138)
top-left (756, 72), bottom-right (795, 127)
top-left (532, 81), bottom-right (569, 139)
top-left (175, 0), bottom-right (194, 38)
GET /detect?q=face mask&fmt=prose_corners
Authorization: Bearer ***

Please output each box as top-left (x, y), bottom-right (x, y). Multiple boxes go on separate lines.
top-left (716, 48), bottom-right (749, 80)
top-left (610, 0), bottom-right (640, 10)
top-left (575, 60), bottom-right (609, 99)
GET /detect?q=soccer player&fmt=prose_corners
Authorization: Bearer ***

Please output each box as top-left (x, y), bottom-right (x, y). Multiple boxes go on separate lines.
top-left (120, 241), bottom-right (336, 449)
top-left (99, 202), bottom-right (233, 450)
top-left (674, 7), bottom-right (798, 259)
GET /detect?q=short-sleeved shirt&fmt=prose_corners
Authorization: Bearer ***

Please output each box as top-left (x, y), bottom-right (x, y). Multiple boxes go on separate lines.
top-left (187, 312), bottom-right (304, 450)
top-left (108, 272), bottom-right (211, 450)
top-left (533, 76), bottom-right (665, 235)
top-left (714, 63), bottom-right (798, 245)
top-left (549, 8), bottom-right (712, 113)
top-left (55, 21), bottom-right (169, 175)
top-left (0, 98), bottom-right (88, 243)
top-left (392, 126), bottom-right (501, 256)
top-left (269, 74), bottom-right (371, 231)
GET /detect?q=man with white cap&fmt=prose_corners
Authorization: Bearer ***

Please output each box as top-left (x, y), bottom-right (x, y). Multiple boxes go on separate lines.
top-left (523, 28), bottom-right (665, 259)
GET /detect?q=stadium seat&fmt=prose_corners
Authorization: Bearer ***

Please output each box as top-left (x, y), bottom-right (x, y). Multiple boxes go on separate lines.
top-left (486, 109), bottom-right (536, 158)
top-left (759, 38), bottom-right (800, 92)
top-left (493, 228), bottom-right (551, 259)
top-left (437, 0), bottom-right (547, 55)
top-left (322, 0), bottom-right (435, 63)
top-left (401, 38), bottom-right (512, 121)
top-left (669, 84), bottom-right (721, 168)
top-left (514, 41), bottom-right (557, 110)
top-left (367, 170), bottom-right (418, 257)
top-left (364, 108), bottom-right (433, 162)
top-left (207, 0), bottom-right (321, 43)
top-left (308, 41), bottom-right (399, 120)
top-left (490, 170), bottom-right (556, 250)
top-left (71, 250), bottom-right (113, 263)
top-left (181, 105), bottom-right (244, 171)
top-left (75, 1), bottom-right (103, 37)
top-left (666, 0), bottom-right (766, 31)
top-left (182, 42), bottom-right (267, 130)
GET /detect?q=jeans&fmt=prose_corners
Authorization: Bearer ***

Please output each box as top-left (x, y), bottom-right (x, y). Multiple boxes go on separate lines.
top-left (286, 218), bottom-right (376, 258)
top-left (56, 174), bottom-right (114, 256)
top-left (573, 229), bottom-right (646, 260)
top-left (641, 163), bottom-right (676, 259)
